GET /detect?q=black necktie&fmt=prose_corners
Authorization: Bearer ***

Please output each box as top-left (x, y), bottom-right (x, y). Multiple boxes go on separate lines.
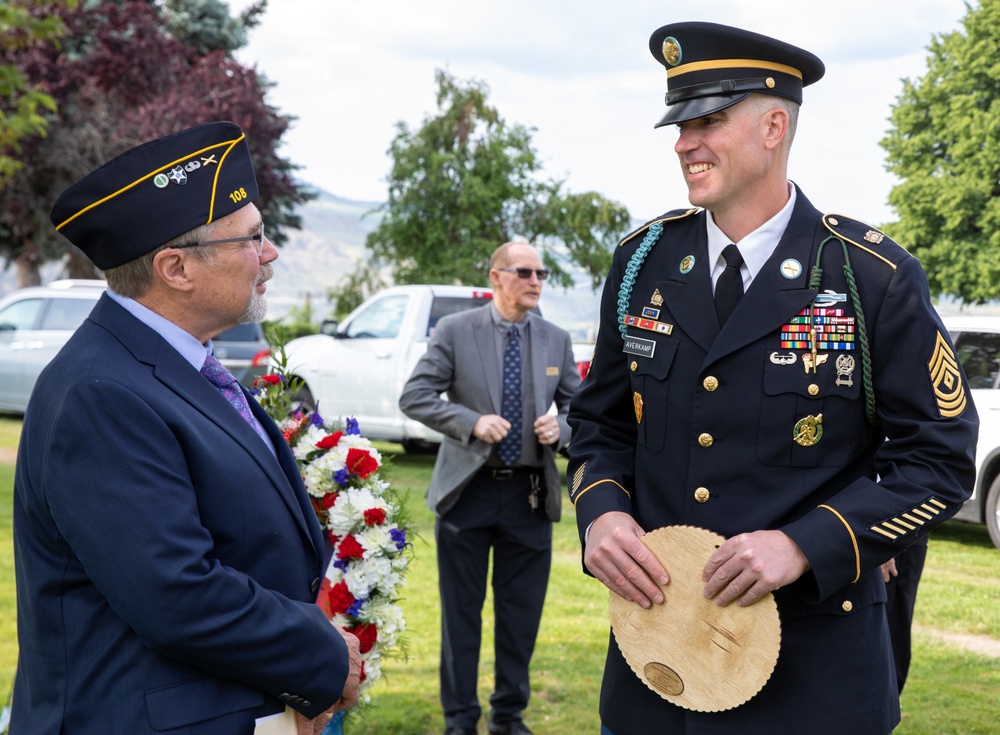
top-left (715, 244), bottom-right (744, 327)
top-left (498, 329), bottom-right (523, 466)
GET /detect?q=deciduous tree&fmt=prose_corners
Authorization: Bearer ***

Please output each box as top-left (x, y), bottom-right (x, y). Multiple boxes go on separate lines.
top-left (881, 0), bottom-right (1000, 303)
top-left (364, 70), bottom-right (630, 290)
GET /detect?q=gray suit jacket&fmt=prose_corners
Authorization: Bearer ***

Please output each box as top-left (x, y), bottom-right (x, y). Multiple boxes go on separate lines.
top-left (399, 304), bottom-right (580, 520)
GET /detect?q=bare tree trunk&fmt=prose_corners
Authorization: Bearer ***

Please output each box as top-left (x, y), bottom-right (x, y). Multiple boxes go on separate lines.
top-left (65, 245), bottom-right (100, 280)
top-left (15, 243), bottom-right (41, 289)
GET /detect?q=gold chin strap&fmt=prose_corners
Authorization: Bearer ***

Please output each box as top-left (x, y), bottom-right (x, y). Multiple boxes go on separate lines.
top-left (808, 235), bottom-right (876, 426)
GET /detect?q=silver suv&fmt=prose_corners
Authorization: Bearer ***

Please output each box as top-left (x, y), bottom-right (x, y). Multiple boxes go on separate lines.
top-left (0, 279), bottom-right (269, 413)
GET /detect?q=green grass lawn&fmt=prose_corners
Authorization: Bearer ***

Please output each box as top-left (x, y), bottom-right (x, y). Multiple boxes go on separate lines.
top-left (2, 424), bottom-right (998, 733)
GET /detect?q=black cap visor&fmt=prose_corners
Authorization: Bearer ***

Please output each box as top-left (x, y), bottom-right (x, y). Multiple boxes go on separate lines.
top-left (654, 92), bottom-right (751, 128)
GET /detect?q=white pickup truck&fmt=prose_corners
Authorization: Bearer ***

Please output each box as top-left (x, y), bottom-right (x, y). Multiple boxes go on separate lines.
top-left (282, 284), bottom-right (593, 452)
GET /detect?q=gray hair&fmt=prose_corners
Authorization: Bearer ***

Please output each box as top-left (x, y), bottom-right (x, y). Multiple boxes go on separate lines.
top-left (103, 222), bottom-right (216, 298)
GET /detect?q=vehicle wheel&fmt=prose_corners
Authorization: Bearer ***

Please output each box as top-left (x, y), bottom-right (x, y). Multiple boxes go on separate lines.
top-left (986, 474), bottom-right (1000, 551)
top-left (401, 439), bottom-right (439, 455)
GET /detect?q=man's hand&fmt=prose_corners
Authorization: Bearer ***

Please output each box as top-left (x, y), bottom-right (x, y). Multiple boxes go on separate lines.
top-left (584, 512), bottom-right (669, 608)
top-left (881, 557), bottom-right (898, 583)
top-left (533, 415), bottom-right (560, 446)
top-left (473, 414), bottom-right (510, 444)
top-left (702, 530), bottom-right (810, 607)
top-left (334, 626), bottom-right (363, 711)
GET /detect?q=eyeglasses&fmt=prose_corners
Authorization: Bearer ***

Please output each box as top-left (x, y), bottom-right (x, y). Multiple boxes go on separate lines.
top-left (174, 224), bottom-right (266, 256)
top-left (498, 267), bottom-right (550, 281)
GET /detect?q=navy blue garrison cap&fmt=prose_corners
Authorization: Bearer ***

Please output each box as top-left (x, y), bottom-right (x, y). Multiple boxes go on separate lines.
top-left (648, 22), bottom-right (825, 128)
top-left (50, 121), bottom-right (259, 269)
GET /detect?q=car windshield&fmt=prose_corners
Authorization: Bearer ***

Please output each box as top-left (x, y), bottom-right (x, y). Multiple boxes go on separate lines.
top-left (214, 324), bottom-right (262, 341)
top-left (427, 295), bottom-right (493, 336)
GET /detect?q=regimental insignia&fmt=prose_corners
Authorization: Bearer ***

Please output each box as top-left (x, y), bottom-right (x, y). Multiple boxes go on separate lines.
top-left (779, 259), bottom-right (802, 279)
top-left (770, 351), bottom-right (796, 366)
top-left (633, 391), bottom-right (644, 424)
top-left (802, 354), bottom-right (828, 373)
top-left (572, 462), bottom-right (586, 494)
top-left (651, 289), bottom-right (664, 307)
top-left (679, 255), bottom-right (695, 274)
top-left (662, 36), bottom-right (681, 66)
top-left (836, 354), bottom-right (856, 387)
top-left (927, 331), bottom-right (967, 417)
top-left (153, 173), bottom-right (170, 189)
top-left (168, 166), bottom-right (188, 185)
top-left (863, 229), bottom-right (885, 245)
top-left (870, 498), bottom-right (947, 540)
top-left (793, 413), bottom-right (823, 447)
top-left (642, 307), bottom-right (660, 319)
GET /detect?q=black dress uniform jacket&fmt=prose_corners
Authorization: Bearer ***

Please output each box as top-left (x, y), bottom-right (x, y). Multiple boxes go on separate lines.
top-left (567, 187), bottom-right (978, 735)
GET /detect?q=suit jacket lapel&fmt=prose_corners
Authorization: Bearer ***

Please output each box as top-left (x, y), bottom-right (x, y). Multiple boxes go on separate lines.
top-left (661, 220), bottom-right (719, 354)
top-left (706, 191), bottom-right (824, 366)
top-left (473, 306), bottom-right (503, 413)
top-left (527, 313), bottom-right (548, 417)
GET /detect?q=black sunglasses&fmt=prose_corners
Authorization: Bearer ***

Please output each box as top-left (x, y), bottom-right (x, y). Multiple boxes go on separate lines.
top-left (498, 267), bottom-right (550, 281)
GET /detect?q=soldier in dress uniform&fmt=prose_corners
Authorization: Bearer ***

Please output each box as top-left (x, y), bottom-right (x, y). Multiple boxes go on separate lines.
top-left (567, 22), bottom-right (978, 735)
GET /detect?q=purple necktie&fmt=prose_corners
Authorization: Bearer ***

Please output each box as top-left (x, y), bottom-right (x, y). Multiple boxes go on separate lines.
top-left (200, 353), bottom-right (267, 441)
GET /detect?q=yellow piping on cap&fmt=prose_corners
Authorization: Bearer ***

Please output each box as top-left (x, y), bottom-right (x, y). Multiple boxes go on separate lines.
top-left (55, 136), bottom-right (245, 231)
top-left (667, 58), bottom-right (802, 79)
top-left (819, 504), bottom-right (860, 583)
top-left (207, 133), bottom-right (244, 223)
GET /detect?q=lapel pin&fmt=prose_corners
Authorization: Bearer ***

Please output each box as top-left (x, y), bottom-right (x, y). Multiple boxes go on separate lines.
top-left (780, 259), bottom-right (802, 279)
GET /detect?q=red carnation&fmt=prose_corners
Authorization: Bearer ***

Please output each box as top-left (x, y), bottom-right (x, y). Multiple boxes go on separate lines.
top-left (321, 493), bottom-right (339, 509)
top-left (363, 507), bottom-right (387, 527)
top-left (315, 431), bottom-right (343, 450)
top-left (351, 623), bottom-right (378, 654)
top-left (359, 661), bottom-right (367, 683)
top-left (346, 448), bottom-right (378, 479)
top-left (337, 534), bottom-right (365, 561)
top-left (254, 374), bottom-right (283, 386)
top-left (327, 580), bottom-right (355, 615)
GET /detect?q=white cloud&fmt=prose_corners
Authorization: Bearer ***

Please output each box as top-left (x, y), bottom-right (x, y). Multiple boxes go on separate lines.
top-left (232, 0), bottom-right (969, 225)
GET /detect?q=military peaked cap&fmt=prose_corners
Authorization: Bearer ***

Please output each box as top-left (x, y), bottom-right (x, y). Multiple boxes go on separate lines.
top-left (50, 121), bottom-right (259, 269)
top-left (648, 21), bottom-right (825, 127)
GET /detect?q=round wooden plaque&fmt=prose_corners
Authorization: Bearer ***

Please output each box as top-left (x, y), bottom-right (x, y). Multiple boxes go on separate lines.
top-left (609, 525), bottom-right (782, 712)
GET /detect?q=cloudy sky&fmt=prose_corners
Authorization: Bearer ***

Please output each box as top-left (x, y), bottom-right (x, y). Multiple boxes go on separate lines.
top-left (231, 0), bottom-right (970, 227)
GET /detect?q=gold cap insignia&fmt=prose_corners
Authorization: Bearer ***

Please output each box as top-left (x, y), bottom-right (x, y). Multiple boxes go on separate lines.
top-left (662, 37), bottom-right (681, 66)
top-left (927, 331), bottom-right (966, 417)
top-left (633, 391), bottom-right (644, 424)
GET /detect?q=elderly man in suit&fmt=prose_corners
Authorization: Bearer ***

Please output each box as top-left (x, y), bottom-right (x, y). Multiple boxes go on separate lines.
top-left (399, 242), bottom-right (581, 735)
top-left (12, 122), bottom-right (360, 735)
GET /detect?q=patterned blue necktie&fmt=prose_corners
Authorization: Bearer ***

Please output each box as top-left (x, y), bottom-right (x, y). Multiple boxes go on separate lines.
top-left (200, 353), bottom-right (267, 442)
top-left (498, 329), bottom-right (523, 466)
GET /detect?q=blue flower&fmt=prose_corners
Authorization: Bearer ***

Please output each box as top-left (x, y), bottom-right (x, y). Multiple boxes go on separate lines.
top-left (390, 527), bottom-right (407, 550)
top-left (309, 407), bottom-right (325, 427)
top-left (347, 598), bottom-right (364, 617)
top-left (333, 468), bottom-right (351, 487)
top-left (345, 417), bottom-right (361, 436)
top-left (333, 559), bottom-right (348, 572)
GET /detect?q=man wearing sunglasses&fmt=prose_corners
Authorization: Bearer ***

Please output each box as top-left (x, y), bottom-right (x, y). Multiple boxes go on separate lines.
top-left (12, 122), bottom-right (361, 734)
top-left (400, 242), bottom-right (581, 735)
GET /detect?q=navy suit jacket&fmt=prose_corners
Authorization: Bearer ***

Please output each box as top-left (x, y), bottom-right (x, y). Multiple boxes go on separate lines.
top-left (568, 189), bottom-right (977, 734)
top-left (13, 294), bottom-right (349, 733)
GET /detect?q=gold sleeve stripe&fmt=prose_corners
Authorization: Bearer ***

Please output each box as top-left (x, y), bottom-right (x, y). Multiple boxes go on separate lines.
top-left (572, 463), bottom-right (586, 494)
top-left (54, 135), bottom-right (245, 231)
top-left (912, 508), bottom-right (934, 520)
top-left (881, 521), bottom-right (906, 535)
top-left (819, 504), bottom-right (861, 583)
top-left (571, 479), bottom-right (631, 506)
top-left (920, 502), bottom-right (943, 516)
top-left (872, 526), bottom-right (898, 540)
top-left (929, 498), bottom-right (947, 510)
top-left (901, 513), bottom-right (925, 526)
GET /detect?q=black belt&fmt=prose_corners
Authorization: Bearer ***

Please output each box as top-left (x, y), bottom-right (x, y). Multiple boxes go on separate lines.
top-left (478, 466), bottom-right (539, 480)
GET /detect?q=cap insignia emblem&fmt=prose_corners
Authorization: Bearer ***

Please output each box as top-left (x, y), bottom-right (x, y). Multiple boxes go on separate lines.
top-left (662, 37), bottom-right (681, 66)
top-left (168, 166), bottom-right (188, 185)
top-left (153, 173), bottom-right (169, 189)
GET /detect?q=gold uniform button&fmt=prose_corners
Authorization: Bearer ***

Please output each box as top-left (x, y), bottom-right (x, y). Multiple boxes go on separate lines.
top-left (694, 487), bottom-right (710, 503)
top-left (703, 376), bottom-right (719, 392)
top-left (808, 384), bottom-right (820, 396)
top-left (842, 600), bottom-right (854, 613)
top-left (631, 360), bottom-right (638, 372)
top-left (829, 217), bottom-right (840, 226)
top-left (698, 433), bottom-right (714, 448)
